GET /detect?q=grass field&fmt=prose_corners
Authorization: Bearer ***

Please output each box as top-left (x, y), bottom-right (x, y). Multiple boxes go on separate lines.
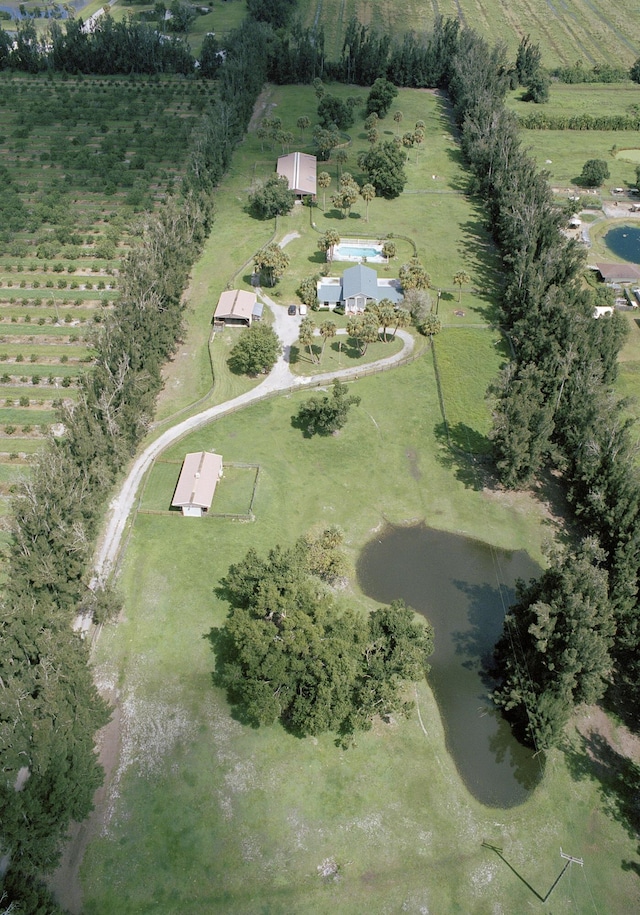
top-left (75, 73), bottom-right (640, 911)
top-left (300, 0), bottom-right (640, 69)
top-left (83, 359), bottom-right (639, 913)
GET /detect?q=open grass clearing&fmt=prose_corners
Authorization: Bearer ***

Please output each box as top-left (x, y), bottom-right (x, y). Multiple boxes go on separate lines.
top-left (507, 82), bottom-right (640, 121)
top-left (516, 129), bottom-right (640, 191)
top-left (83, 356), bottom-right (638, 912)
top-left (434, 327), bottom-right (509, 454)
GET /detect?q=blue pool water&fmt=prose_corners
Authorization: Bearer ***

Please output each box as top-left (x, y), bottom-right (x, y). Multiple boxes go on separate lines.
top-left (335, 244), bottom-right (382, 259)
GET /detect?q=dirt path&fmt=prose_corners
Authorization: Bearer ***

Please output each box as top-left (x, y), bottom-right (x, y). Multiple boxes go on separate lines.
top-left (50, 299), bottom-right (415, 912)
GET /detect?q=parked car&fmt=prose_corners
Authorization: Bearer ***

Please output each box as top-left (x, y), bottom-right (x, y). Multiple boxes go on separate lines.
top-left (287, 305), bottom-right (297, 315)
top-left (298, 304), bottom-right (308, 316)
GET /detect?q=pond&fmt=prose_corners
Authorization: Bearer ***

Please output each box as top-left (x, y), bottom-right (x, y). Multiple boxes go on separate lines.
top-left (357, 523), bottom-right (544, 808)
top-left (604, 225), bottom-right (640, 265)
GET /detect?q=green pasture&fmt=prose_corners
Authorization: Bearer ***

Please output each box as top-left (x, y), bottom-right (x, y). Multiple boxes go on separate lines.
top-left (0, 407), bottom-right (57, 424)
top-left (516, 129), bottom-right (640, 190)
top-left (300, 0), bottom-right (640, 68)
top-left (0, 436), bottom-right (44, 453)
top-left (507, 83), bottom-right (640, 120)
top-left (434, 326), bottom-right (509, 454)
top-left (83, 357), bottom-right (638, 913)
top-left (141, 459), bottom-right (257, 515)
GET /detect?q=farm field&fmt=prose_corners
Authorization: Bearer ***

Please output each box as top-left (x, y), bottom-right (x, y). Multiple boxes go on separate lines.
top-left (300, 0), bottom-right (640, 69)
top-left (73, 78), bottom-right (640, 913)
top-left (0, 71), bottom-right (217, 456)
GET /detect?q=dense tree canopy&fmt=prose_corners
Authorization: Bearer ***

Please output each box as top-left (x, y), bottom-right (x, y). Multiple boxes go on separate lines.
top-left (365, 77), bottom-right (398, 117)
top-left (228, 323), bottom-right (281, 375)
top-left (249, 174), bottom-right (296, 219)
top-left (296, 379), bottom-right (361, 435)
top-left (213, 540), bottom-right (433, 739)
top-left (357, 141), bottom-right (407, 198)
top-left (493, 540), bottom-right (613, 749)
top-left (580, 158), bottom-right (610, 187)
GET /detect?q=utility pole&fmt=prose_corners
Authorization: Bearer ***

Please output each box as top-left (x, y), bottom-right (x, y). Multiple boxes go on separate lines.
top-left (545, 848), bottom-right (584, 902)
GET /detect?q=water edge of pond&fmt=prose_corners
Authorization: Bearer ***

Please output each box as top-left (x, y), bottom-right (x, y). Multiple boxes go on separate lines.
top-left (357, 523), bottom-right (545, 808)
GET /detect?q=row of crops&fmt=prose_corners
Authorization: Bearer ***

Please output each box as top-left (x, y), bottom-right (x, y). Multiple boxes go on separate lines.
top-left (0, 72), bottom-right (216, 530)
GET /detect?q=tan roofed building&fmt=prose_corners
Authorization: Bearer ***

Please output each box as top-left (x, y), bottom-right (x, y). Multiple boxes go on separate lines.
top-left (214, 289), bottom-right (258, 326)
top-left (172, 451), bottom-right (223, 517)
top-left (277, 152), bottom-right (317, 197)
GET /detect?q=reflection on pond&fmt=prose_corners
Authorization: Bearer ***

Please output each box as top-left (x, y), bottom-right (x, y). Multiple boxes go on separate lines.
top-left (357, 523), bottom-right (544, 808)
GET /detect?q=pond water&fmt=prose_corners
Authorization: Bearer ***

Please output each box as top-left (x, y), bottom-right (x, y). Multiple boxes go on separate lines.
top-left (604, 225), bottom-right (640, 265)
top-left (357, 523), bottom-right (544, 808)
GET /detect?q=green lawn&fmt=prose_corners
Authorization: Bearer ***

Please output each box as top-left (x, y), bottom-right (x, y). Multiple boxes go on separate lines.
top-left (434, 327), bottom-right (510, 453)
top-left (516, 129), bottom-right (640, 191)
top-left (77, 75), bottom-right (640, 914)
top-left (84, 358), bottom-right (637, 913)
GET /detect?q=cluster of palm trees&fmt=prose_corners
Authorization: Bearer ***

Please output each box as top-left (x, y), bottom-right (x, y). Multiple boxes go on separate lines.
top-left (297, 300), bottom-right (411, 364)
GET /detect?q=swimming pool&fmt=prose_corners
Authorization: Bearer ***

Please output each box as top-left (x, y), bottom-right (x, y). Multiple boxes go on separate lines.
top-left (333, 240), bottom-right (384, 262)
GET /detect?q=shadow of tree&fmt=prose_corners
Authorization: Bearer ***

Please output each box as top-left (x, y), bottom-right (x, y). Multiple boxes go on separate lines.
top-left (564, 725), bottom-right (640, 867)
top-left (433, 421), bottom-right (497, 490)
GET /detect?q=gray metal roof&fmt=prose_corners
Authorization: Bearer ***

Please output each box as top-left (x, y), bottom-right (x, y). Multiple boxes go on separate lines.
top-left (342, 265), bottom-right (379, 299)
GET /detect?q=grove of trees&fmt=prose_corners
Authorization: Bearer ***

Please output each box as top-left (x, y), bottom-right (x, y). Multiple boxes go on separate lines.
top-left (212, 538), bottom-right (433, 740)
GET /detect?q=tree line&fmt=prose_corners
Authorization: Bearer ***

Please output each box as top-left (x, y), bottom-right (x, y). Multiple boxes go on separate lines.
top-left (0, 20), bottom-right (269, 909)
top-left (443, 29), bottom-right (640, 748)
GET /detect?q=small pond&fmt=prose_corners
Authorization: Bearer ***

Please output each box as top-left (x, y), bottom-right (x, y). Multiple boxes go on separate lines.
top-left (604, 225), bottom-right (640, 265)
top-left (357, 523), bottom-right (544, 808)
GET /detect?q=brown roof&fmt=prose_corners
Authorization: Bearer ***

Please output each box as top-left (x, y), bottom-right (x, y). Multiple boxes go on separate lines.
top-left (277, 152), bottom-right (317, 196)
top-left (595, 263), bottom-right (640, 283)
top-left (214, 289), bottom-right (256, 323)
top-left (171, 452), bottom-right (222, 510)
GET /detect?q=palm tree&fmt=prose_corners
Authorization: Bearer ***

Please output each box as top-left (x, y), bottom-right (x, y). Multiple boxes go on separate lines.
top-left (297, 115), bottom-right (310, 143)
top-left (318, 229), bottom-right (341, 262)
top-left (381, 241), bottom-right (396, 264)
top-left (317, 171), bottom-right (331, 211)
top-left (360, 183), bottom-right (376, 222)
top-left (391, 305), bottom-right (411, 338)
top-left (453, 270), bottom-right (471, 303)
top-left (319, 320), bottom-right (337, 360)
top-left (393, 110), bottom-right (404, 135)
top-left (335, 149), bottom-right (349, 180)
top-left (374, 299), bottom-right (396, 342)
top-left (298, 316), bottom-right (318, 363)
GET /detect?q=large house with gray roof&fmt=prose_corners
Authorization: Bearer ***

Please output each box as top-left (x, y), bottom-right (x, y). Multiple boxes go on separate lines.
top-left (316, 264), bottom-right (402, 313)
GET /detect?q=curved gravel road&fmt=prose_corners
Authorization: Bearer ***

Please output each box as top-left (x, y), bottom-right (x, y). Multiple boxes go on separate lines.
top-left (93, 297), bottom-right (415, 581)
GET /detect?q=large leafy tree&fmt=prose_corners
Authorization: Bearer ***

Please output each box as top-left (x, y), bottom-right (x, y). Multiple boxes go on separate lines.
top-left (580, 158), bottom-right (610, 187)
top-left (357, 141), bottom-right (407, 198)
top-left (228, 323), bottom-right (281, 375)
top-left (249, 174), bottom-right (296, 219)
top-left (213, 540), bottom-right (433, 738)
top-left (317, 95), bottom-right (354, 130)
top-left (492, 539), bottom-right (614, 750)
top-left (365, 77), bottom-right (398, 117)
top-left (296, 379), bottom-right (361, 435)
